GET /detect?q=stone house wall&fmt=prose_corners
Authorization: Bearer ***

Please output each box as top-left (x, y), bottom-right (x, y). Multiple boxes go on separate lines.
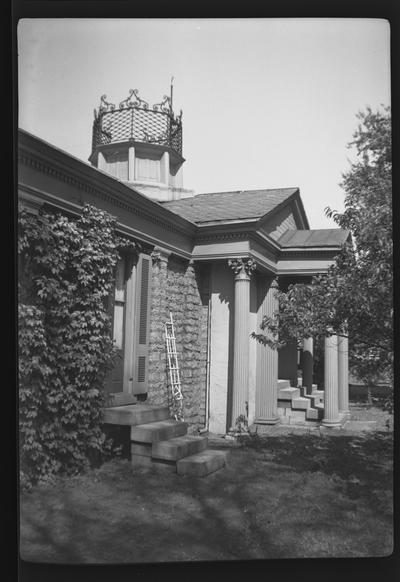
top-left (147, 251), bottom-right (209, 434)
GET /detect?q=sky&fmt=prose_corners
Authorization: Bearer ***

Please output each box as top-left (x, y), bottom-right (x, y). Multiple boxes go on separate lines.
top-left (18, 18), bottom-right (390, 229)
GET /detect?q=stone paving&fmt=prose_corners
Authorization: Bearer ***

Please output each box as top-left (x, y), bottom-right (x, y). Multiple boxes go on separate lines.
top-left (206, 402), bottom-right (392, 445)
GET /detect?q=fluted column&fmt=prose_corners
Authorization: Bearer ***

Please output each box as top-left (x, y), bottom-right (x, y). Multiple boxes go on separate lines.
top-left (228, 258), bottom-right (256, 428)
top-left (302, 337), bottom-right (314, 395)
top-left (338, 335), bottom-right (350, 418)
top-left (255, 278), bottom-right (279, 424)
top-left (322, 334), bottom-right (341, 427)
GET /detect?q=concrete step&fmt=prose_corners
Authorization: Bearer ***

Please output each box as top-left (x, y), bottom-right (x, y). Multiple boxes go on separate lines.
top-left (130, 419), bottom-right (188, 443)
top-left (103, 404), bottom-right (170, 426)
top-left (292, 396), bottom-right (311, 410)
top-left (177, 450), bottom-right (227, 477)
top-left (312, 390), bottom-right (324, 403)
top-left (299, 388), bottom-right (320, 407)
top-left (152, 435), bottom-right (208, 461)
top-left (278, 387), bottom-right (300, 401)
top-left (306, 407), bottom-right (324, 420)
top-left (277, 379), bottom-right (291, 389)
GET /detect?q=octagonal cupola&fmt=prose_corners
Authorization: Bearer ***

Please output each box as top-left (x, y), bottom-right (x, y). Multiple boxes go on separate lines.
top-left (89, 83), bottom-right (193, 201)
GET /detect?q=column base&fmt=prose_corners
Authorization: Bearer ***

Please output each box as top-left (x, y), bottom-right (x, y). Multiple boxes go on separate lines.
top-left (254, 416), bottom-right (280, 425)
top-left (321, 418), bottom-right (342, 428)
top-left (339, 410), bottom-right (351, 421)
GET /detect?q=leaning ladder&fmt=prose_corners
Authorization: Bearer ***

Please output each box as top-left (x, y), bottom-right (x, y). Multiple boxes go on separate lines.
top-left (165, 312), bottom-right (184, 421)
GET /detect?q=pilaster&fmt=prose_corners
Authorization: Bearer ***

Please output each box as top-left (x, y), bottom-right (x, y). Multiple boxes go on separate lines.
top-left (255, 278), bottom-right (279, 424)
top-left (128, 146), bottom-right (136, 181)
top-left (161, 151), bottom-right (170, 187)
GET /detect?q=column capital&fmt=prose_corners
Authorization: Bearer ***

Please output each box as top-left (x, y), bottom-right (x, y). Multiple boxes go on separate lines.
top-left (228, 257), bottom-right (256, 279)
top-left (151, 246), bottom-right (171, 264)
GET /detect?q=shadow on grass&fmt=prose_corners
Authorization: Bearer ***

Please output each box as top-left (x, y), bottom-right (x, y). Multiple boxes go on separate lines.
top-left (20, 429), bottom-right (394, 564)
top-left (20, 458), bottom-right (290, 563)
top-left (240, 430), bottom-right (393, 513)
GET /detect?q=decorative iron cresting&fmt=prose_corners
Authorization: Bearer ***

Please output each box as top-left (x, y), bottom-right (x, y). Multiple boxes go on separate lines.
top-left (92, 89), bottom-right (183, 156)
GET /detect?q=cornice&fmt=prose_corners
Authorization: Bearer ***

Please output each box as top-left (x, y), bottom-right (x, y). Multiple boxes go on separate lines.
top-left (18, 183), bottom-right (193, 260)
top-left (250, 230), bottom-right (281, 253)
top-left (280, 249), bottom-right (341, 258)
top-left (18, 134), bottom-right (196, 239)
top-left (278, 267), bottom-right (330, 275)
top-left (195, 230), bottom-right (249, 243)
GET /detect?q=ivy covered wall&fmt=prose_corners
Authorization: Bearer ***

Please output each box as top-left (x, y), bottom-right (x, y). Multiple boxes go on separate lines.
top-left (18, 204), bottom-right (137, 487)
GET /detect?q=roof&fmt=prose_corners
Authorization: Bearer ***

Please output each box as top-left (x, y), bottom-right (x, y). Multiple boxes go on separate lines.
top-left (161, 188), bottom-right (299, 224)
top-left (278, 229), bottom-right (350, 248)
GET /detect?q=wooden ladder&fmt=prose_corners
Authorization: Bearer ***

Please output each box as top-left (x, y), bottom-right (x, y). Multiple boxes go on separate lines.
top-left (165, 312), bottom-right (184, 421)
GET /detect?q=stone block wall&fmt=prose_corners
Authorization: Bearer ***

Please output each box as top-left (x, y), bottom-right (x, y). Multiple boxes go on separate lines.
top-left (147, 252), bottom-right (209, 434)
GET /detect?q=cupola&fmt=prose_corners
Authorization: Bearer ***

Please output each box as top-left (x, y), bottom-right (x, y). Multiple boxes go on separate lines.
top-left (89, 82), bottom-right (194, 201)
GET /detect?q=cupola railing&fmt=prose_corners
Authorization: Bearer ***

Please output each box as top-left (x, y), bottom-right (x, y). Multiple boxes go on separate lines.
top-left (91, 90), bottom-right (183, 157)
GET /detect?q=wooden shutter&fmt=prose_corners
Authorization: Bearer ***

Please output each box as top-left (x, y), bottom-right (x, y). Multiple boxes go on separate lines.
top-left (133, 253), bottom-right (152, 394)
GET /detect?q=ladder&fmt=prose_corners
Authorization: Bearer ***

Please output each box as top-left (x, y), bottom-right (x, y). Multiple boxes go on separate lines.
top-left (165, 312), bottom-right (184, 421)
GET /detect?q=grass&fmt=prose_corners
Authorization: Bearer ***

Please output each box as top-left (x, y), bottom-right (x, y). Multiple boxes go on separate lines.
top-left (19, 405), bottom-right (393, 564)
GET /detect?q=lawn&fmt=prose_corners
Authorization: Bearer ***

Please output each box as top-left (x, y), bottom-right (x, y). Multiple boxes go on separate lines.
top-left (19, 405), bottom-right (393, 564)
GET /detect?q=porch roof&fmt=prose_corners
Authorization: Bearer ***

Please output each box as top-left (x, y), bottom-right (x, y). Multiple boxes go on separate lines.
top-left (161, 188), bottom-right (299, 224)
top-left (278, 229), bottom-right (350, 248)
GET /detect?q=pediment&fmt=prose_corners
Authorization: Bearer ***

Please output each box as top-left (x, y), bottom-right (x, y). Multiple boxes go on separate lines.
top-left (257, 193), bottom-right (309, 241)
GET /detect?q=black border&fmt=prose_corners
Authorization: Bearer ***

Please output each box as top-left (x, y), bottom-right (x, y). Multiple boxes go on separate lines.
top-left (9, 1), bottom-right (399, 581)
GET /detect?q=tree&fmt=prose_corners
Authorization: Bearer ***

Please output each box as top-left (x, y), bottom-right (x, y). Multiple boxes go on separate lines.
top-left (254, 106), bottom-right (393, 403)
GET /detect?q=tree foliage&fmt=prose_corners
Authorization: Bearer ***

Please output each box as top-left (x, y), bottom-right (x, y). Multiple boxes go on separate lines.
top-left (254, 106), bottom-right (393, 391)
top-left (18, 204), bottom-right (139, 488)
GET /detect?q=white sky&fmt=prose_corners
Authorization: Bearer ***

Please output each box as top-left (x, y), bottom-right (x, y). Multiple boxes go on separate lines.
top-left (18, 18), bottom-right (390, 229)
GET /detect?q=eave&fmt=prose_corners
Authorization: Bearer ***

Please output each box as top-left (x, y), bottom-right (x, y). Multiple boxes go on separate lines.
top-left (18, 129), bottom-right (196, 258)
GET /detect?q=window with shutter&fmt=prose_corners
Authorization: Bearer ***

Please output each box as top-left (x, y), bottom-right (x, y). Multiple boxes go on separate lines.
top-left (133, 253), bottom-right (152, 394)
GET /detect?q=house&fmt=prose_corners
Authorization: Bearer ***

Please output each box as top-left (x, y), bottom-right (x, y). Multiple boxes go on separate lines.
top-left (18, 88), bottom-right (351, 455)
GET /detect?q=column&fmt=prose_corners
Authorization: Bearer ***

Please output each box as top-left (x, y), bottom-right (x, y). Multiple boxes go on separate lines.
top-left (228, 258), bottom-right (256, 429)
top-left (255, 278), bottom-right (279, 424)
top-left (128, 146), bottom-right (135, 181)
top-left (302, 337), bottom-right (314, 395)
top-left (322, 334), bottom-right (341, 427)
top-left (338, 335), bottom-right (350, 418)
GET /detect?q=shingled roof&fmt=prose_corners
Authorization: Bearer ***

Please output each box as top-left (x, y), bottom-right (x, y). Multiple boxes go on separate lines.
top-left (161, 188), bottom-right (299, 224)
top-left (279, 229), bottom-right (350, 248)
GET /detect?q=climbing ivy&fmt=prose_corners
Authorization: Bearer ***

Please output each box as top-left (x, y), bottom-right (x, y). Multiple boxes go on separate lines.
top-left (18, 204), bottom-right (138, 488)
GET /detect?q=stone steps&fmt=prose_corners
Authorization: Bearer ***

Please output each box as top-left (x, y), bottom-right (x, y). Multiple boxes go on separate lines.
top-left (278, 387), bottom-right (301, 400)
top-left (277, 379), bottom-right (324, 424)
top-left (152, 435), bottom-right (208, 461)
top-left (104, 404), bottom-right (226, 477)
top-left (277, 379), bottom-right (291, 390)
top-left (130, 419), bottom-right (188, 443)
top-left (291, 396), bottom-right (313, 410)
top-left (177, 450), bottom-right (227, 477)
top-left (103, 404), bottom-right (170, 426)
